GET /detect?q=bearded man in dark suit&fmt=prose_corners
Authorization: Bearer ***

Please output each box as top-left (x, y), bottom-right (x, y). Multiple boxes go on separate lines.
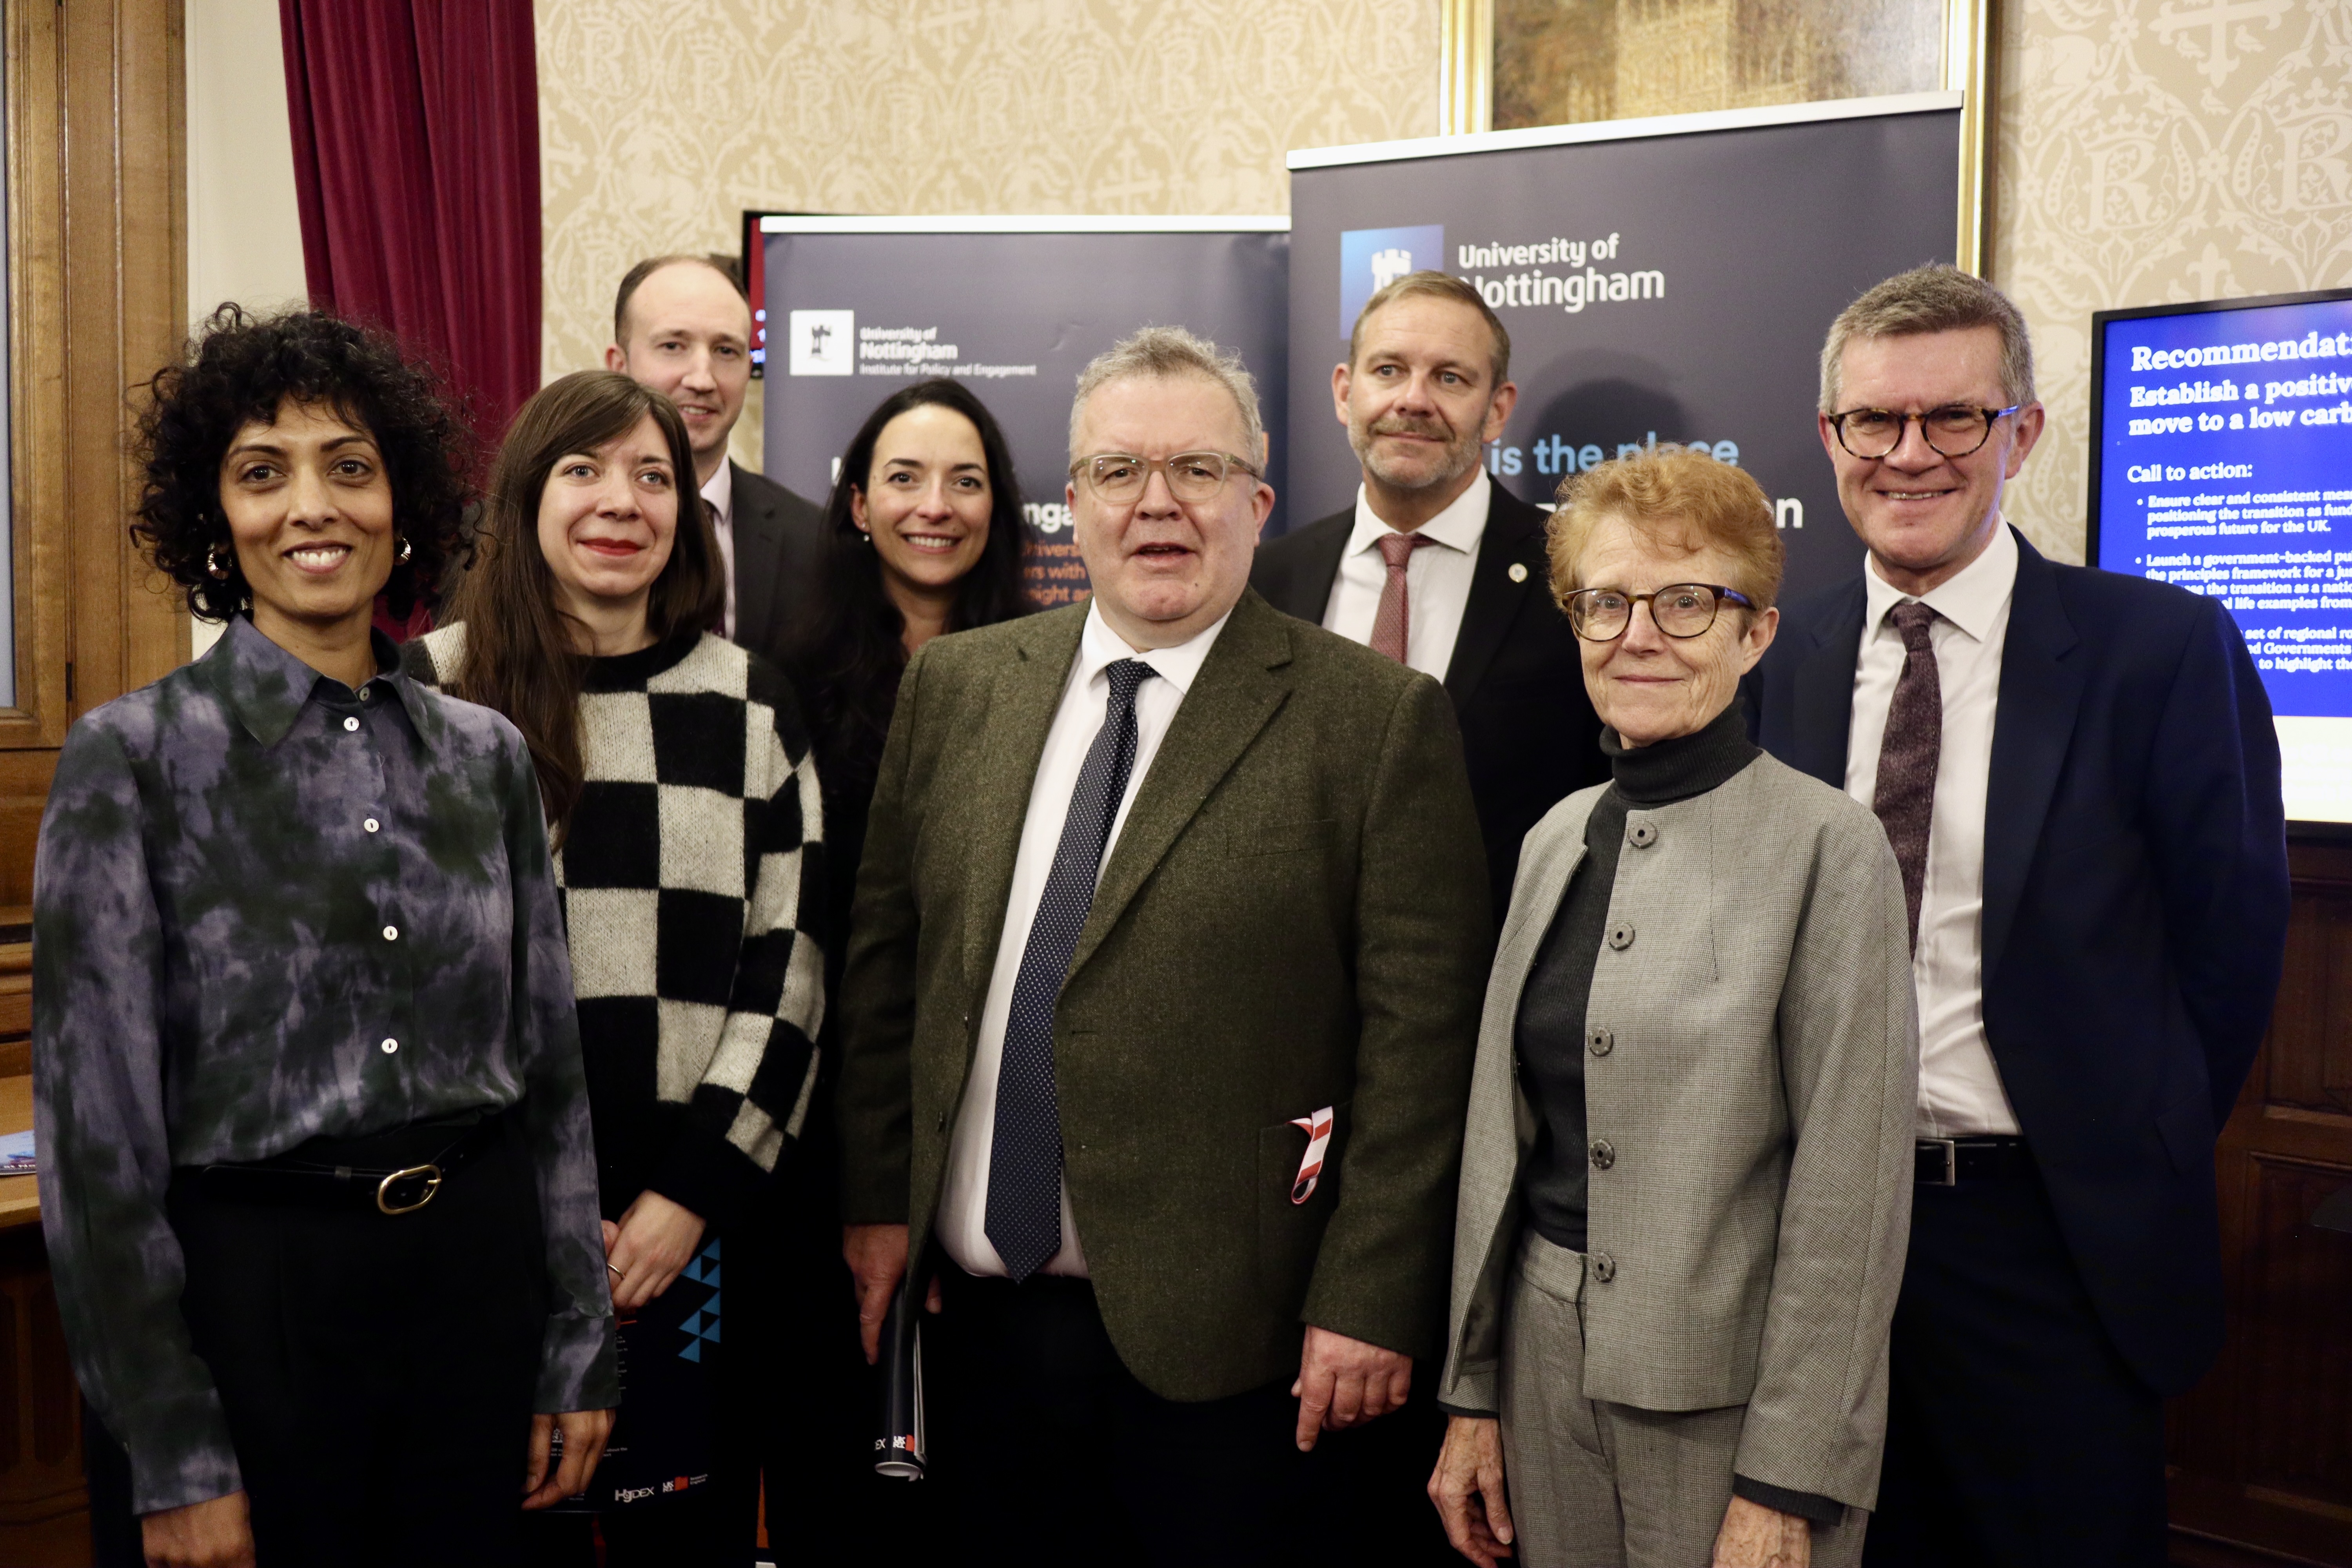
top-left (837, 325), bottom-right (1491, 1565)
top-left (1252, 271), bottom-right (1609, 920)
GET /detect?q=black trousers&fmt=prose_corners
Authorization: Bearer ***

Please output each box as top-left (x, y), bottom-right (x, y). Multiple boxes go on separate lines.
top-left (750, 1112), bottom-right (940, 1566)
top-left (1864, 1164), bottom-right (2168, 1568)
top-left (930, 1267), bottom-right (1406, 1568)
top-left (90, 1117), bottom-right (551, 1566)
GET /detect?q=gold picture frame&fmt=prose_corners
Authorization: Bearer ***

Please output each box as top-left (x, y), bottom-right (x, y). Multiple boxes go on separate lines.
top-left (1439, 0), bottom-right (1992, 274)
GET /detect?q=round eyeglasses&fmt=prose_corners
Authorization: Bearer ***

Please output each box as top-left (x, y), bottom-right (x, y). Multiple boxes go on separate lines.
top-left (1069, 451), bottom-right (1260, 505)
top-left (1827, 404), bottom-right (2022, 460)
top-left (1564, 583), bottom-right (1755, 642)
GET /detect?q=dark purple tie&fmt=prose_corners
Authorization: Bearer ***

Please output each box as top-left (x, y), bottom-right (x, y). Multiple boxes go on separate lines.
top-left (1873, 602), bottom-right (1941, 950)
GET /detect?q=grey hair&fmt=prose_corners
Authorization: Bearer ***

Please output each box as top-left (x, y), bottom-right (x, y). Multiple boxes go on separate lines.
top-left (1069, 325), bottom-right (1265, 463)
top-left (1818, 264), bottom-right (2035, 414)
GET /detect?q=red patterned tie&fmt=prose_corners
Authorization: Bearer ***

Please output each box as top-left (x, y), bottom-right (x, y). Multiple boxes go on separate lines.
top-left (1872, 601), bottom-right (1942, 949)
top-left (1370, 531), bottom-right (1433, 664)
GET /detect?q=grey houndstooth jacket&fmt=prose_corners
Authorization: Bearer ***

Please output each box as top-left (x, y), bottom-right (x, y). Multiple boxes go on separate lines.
top-left (1437, 748), bottom-right (1918, 1510)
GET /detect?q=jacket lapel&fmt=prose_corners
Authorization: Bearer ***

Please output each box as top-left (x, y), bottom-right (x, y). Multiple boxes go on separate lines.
top-left (1068, 592), bottom-right (1294, 978)
top-left (1981, 532), bottom-right (2082, 988)
top-left (1789, 578), bottom-right (1867, 788)
top-left (961, 607), bottom-right (1087, 991)
top-left (729, 461), bottom-right (785, 650)
top-left (1444, 489), bottom-right (1546, 707)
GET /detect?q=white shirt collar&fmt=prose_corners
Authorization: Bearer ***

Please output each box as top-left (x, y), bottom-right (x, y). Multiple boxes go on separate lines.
top-left (1864, 515), bottom-right (2019, 644)
top-left (1077, 598), bottom-right (1230, 699)
top-left (1347, 468), bottom-right (1490, 558)
top-left (701, 458), bottom-right (735, 528)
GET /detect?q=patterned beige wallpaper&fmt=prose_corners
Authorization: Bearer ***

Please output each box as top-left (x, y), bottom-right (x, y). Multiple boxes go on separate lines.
top-left (534, 0), bottom-right (1442, 469)
top-left (1989, 0), bottom-right (2352, 563)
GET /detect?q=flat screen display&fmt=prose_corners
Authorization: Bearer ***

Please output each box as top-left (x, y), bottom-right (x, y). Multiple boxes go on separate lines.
top-left (2088, 288), bottom-right (2352, 826)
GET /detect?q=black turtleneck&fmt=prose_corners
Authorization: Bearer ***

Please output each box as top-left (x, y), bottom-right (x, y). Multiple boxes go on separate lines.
top-left (1514, 700), bottom-right (1759, 1250)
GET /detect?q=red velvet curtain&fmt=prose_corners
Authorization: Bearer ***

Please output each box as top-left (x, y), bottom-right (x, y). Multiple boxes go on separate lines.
top-left (280, 0), bottom-right (542, 440)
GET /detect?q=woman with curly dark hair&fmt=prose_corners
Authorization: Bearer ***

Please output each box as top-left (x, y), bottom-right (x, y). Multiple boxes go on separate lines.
top-left (34, 307), bottom-right (617, 1568)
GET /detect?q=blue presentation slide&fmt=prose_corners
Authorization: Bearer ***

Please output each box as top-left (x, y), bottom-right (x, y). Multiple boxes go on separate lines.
top-left (2094, 294), bottom-right (2352, 821)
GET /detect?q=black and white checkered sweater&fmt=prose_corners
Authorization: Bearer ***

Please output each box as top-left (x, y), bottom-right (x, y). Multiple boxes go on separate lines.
top-left (408, 625), bottom-right (825, 1229)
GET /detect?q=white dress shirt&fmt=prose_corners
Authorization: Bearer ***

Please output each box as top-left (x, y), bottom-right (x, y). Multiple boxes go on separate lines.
top-left (1844, 520), bottom-right (2022, 1138)
top-left (936, 600), bottom-right (1233, 1278)
top-left (701, 460), bottom-right (738, 641)
top-left (1320, 469), bottom-right (1491, 678)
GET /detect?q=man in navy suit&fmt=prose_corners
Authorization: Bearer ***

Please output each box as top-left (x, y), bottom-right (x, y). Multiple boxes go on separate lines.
top-left (1750, 265), bottom-right (2289, 1566)
top-left (1252, 271), bottom-right (1608, 920)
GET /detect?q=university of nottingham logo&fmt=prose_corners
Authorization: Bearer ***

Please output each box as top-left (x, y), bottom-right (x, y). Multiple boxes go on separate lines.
top-left (789, 309), bottom-right (854, 376)
top-left (1338, 225), bottom-right (1445, 338)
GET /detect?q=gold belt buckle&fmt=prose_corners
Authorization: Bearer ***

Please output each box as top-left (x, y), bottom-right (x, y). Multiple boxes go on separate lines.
top-left (376, 1163), bottom-right (443, 1215)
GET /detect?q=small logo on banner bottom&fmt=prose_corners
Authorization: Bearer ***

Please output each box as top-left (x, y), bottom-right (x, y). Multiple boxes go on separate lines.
top-left (789, 310), bottom-right (854, 376)
top-left (1338, 226), bottom-right (1445, 338)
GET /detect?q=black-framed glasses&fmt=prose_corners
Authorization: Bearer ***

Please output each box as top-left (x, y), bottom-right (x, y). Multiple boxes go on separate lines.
top-left (1828, 404), bottom-right (2022, 459)
top-left (1565, 583), bottom-right (1755, 642)
top-left (1069, 450), bottom-right (1260, 504)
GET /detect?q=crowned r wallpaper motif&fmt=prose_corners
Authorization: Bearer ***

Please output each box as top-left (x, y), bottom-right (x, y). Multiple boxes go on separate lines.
top-left (533, 0), bottom-right (1441, 470)
top-left (1991, 0), bottom-right (2352, 563)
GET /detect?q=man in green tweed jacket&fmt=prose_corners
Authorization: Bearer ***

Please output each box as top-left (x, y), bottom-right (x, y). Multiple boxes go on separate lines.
top-left (835, 326), bottom-right (1492, 1564)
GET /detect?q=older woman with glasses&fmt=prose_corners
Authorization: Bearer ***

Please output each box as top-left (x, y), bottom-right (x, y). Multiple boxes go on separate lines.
top-left (1426, 446), bottom-right (1917, 1568)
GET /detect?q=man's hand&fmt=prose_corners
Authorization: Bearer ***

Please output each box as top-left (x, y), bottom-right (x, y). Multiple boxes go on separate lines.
top-left (844, 1222), bottom-right (942, 1363)
top-left (602, 1190), bottom-right (707, 1311)
top-left (522, 1408), bottom-right (616, 1510)
top-left (1711, 1494), bottom-right (1810, 1567)
top-left (1290, 1325), bottom-right (1412, 1451)
top-left (1428, 1414), bottom-right (1515, 1566)
top-left (140, 1491), bottom-right (254, 1568)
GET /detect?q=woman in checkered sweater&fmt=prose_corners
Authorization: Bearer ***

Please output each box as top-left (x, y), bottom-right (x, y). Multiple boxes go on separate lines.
top-left (402, 372), bottom-right (823, 1559)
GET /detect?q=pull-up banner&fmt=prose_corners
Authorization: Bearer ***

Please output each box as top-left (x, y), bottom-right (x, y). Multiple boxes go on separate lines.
top-left (1286, 95), bottom-right (1962, 600)
top-left (762, 217), bottom-right (1290, 608)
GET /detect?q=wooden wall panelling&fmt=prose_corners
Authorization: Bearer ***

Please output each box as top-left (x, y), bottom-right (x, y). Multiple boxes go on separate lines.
top-left (2168, 839), bottom-right (2352, 1567)
top-left (0, 3), bottom-right (188, 1563)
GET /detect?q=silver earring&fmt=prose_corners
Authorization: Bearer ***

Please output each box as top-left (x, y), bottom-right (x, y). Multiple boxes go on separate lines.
top-left (206, 543), bottom-right (232, 580)
top-left (396, 535), bottom-right (413, 563)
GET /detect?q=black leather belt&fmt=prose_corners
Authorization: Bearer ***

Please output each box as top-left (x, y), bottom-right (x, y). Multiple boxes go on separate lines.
top-left (184, 1109), bottom-right (507, 1215)
top-left (1915, 1136), bottom-right (2034, 1186)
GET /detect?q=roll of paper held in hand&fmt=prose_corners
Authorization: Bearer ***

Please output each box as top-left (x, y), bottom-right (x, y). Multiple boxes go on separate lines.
top-left (874, 1272), bottom-right (926, 1480)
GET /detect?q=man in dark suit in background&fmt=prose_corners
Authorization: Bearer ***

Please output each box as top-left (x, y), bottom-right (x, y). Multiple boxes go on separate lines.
top-left (1750, 265), bottom-right (2290, 1567)
top-left (612, 252), bottom-right (855, 1562)
top-left (837, 326), bottom-right (1492, 1565)
top-left (607, 253), bottom-right (827, 655)
top-left (1252, 271), bottom-right (1608, 920)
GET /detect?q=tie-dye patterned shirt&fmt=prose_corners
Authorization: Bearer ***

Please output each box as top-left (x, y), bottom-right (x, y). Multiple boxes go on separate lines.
top-left (31, 615), bottom-right (617, 1515)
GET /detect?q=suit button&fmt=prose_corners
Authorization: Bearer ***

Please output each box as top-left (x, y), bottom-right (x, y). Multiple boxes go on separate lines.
top-left (1607, 922), bottom-right (1635, 951)
top-left (1628, 822), bottom-right (1657, 849)
top-left (1587, 1027), bottom-right (1613, 1057)
top-left (1589, 1251), bottom-right (1616, 1283)
top-left (1589, 1139), bottom-right (1615, 1170)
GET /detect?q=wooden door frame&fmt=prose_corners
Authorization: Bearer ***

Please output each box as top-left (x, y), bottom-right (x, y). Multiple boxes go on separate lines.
top-left (0, 0), bottom-right (190, 907)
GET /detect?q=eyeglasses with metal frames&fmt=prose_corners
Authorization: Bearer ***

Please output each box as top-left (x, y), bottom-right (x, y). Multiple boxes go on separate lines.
top-left (1565, 583), bottom-right (1757, 642)
top-left (1828, 404), bottom-right (2023, 460)
top-left (1069, 451), bottom-right (1261, 504)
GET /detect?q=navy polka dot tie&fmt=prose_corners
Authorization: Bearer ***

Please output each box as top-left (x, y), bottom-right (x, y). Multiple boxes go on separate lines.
top-left (985, 658), bottom-right (1157, 1281)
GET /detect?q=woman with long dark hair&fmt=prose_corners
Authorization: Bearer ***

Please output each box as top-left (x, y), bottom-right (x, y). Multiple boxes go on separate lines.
top-left (36, 308), bottom-right (616, 1568)
top-left (788, 376), bottom-right (1032, 949)
top-left (405, 370), bottom-right (825, 1564)
top-left (762, 377), bottom-right (1030, 1564)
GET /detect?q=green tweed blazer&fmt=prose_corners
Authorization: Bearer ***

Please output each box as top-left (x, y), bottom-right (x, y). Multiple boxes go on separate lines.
top-left (835, 589), bottom-right (1494, 1401)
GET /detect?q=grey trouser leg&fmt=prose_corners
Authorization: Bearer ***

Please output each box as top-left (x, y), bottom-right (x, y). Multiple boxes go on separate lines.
top-left (1498, 1230), bottom-right (1869, 1568)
